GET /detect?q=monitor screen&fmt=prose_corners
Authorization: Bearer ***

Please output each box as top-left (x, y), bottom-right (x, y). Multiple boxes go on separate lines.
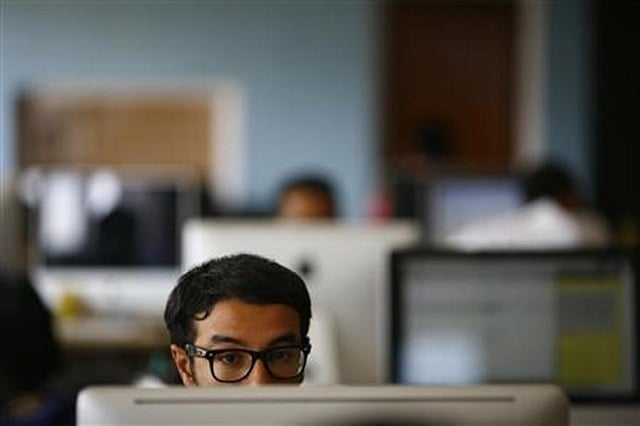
top-left (391, 249), bottom-right (638, 402)
top-left (76, 384), bottom-right (569, 425)
top-left (425, 176), bottom-right (523, 243)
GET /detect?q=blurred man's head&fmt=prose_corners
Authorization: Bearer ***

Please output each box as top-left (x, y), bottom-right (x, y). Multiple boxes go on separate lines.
top-left (164, 254), bottom-right (312, 386)
top-left (522, 162), bottom-right (580, 210)
top-left (277, 175), bottom-right (336, 219)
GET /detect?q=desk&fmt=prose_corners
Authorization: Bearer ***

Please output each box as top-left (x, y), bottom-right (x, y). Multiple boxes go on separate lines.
top-left (53, 315), bottom-right (172, 386)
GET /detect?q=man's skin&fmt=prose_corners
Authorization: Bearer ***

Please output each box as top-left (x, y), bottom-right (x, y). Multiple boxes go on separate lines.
top-left (170, 298), bottom-right (303, 386)
top-left (279, 189), bottom-right (334, 219)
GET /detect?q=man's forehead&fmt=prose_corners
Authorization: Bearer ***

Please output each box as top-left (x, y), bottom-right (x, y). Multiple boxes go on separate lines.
top-left (199, 298), bottom-right (299, 319)
top-left (192, 298), bottom-right (301, 346)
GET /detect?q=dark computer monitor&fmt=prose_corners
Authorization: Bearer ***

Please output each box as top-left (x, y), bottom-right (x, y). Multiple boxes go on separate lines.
top-left (390, 249), bottom-right (638, 402)
top-left (28, 167), bottom-right (198, 267)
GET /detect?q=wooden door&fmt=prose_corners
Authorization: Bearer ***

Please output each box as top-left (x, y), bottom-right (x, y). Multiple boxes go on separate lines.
top-left (384, 0), bottom-right (515, 176)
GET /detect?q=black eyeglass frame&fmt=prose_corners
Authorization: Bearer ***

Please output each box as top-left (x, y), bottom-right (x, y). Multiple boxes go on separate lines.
top-left (184, 341), bottom-right (311, 383)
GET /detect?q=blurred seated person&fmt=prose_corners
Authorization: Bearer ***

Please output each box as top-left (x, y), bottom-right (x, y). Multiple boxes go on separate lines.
top-left (445, 162), bottom-right (612, 250)
top-left (0, 270), bottom-right (70, 424)
top-left (164, 254), bottom-right (312, 386)
top-left (276, 175), bottom-right (337, 219)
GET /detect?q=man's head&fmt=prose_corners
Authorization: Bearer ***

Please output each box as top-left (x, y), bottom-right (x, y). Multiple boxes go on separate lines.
top-left (164, 253), bottom-right (312, 386)
top-left (522, 162), bottom-right (581, 210)
top-left (277, 175), bottom-right (337, 219)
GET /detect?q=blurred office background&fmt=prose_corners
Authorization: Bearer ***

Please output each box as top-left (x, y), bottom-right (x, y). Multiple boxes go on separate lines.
top-left (1, 0), bottom-right (639, 422)
top-left (2, 0), bottom-right (639, 259)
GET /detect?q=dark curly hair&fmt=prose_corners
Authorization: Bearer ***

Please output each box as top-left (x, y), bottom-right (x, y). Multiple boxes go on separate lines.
top-left (164, 253), bottom-right (311, 347)
top-left (521, 162), bottom-right (577, 204)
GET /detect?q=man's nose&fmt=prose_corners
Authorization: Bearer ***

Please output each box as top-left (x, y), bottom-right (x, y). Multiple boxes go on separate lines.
top-left (246, 360), bottom-right (274, 386)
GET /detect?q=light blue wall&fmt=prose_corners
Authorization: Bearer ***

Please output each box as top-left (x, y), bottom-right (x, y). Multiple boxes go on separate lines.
top-left (0, 1), bottom-right (378, 218)
top-left (546, 0), bottom-right (594, 199)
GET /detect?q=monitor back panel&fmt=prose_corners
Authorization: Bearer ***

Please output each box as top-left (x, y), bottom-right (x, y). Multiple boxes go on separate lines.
top-left (77, 384), bottom-right (569, 425)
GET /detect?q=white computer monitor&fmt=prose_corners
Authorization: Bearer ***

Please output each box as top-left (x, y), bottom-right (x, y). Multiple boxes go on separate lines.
top-left (181, 220), bottom-right (420, 384)
top-left (76, 384), bottom-right (569, 425)
top-left (391, 249), bottom-right (638, 402)
top-left (24, 166), bottom-right (199, 316)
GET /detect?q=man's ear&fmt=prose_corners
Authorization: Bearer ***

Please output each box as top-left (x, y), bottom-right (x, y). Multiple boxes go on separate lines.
top-left (170, 344), bottom-right (196, 386)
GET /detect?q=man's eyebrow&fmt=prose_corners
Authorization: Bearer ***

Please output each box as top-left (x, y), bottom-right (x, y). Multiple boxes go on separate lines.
top-left (208, 332), bottom-right (300, 348)
top-left (267, 332), bottom-right (299, 347)
top-left (209, 335), bottom-right (247, 346)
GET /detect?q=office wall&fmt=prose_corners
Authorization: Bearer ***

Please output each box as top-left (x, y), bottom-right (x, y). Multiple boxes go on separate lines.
top-left (0, 1), bottom-right (378, 218)
top-left (546, 0), bottom-right (594, 199)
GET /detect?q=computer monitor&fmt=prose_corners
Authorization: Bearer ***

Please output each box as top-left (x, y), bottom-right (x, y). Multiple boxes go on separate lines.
top-left (181, 220), bottom-right (420, 384)
top-left (76, 384), bottom-right (569, 425)
top-left (425, 175), bottom-right (523, 243)
top-left (393, 175), bottom-right (522, 244)
top-left (24, 166), bottom-right (199, 315)
top-left (391, 249), bottom-right (638, 402)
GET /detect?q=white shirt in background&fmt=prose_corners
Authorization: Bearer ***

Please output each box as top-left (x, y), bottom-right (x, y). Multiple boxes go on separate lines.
top-left (445, 198), bottom-right (611, 250)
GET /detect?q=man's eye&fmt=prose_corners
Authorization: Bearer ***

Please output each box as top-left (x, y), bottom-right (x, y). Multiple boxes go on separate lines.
top-left (217, 352), bottom-right (242, 365)
top-left (268, 349), bottom-right (295, 363)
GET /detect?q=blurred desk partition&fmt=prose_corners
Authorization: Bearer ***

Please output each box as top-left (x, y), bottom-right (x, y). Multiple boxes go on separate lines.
top-left (52, 314), bottom-right (172, 390)
top-left (55, 316), bottom-right (167, 351)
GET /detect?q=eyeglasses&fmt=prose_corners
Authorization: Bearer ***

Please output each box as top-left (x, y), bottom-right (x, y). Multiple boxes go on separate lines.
top-left (184, 342), bottom-right (311, 383)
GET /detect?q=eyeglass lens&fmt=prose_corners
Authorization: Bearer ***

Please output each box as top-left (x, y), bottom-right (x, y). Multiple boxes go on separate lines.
top-left (212, 347), bottom-right (305, 382)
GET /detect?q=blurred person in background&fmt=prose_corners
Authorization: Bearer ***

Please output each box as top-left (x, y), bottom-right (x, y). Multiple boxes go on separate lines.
top-left (446, 162), bottom-right (612, 250)
top-left (276, 174), bottom-right (337, 219)
top-left (0, 270), bottom-right (71, 425)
